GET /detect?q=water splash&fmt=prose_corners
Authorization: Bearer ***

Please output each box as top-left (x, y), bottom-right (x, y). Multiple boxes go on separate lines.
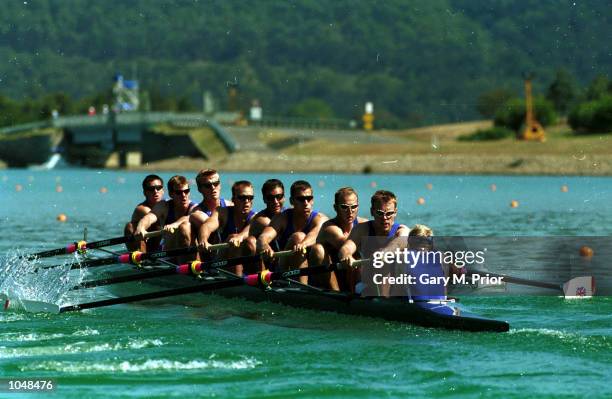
top-left (0, 249), bottom-right (86, 308)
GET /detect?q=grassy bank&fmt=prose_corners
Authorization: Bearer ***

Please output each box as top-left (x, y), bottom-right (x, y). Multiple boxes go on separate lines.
top-left (137, 121), bottom-right (612, 176)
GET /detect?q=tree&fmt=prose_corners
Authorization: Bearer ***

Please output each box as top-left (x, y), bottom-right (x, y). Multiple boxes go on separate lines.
top-left (476, 88), bottom-right (514, 119)
top-left (546, 69), bottom-right (577, 114)
top-left (288, 98), bottom-right (335, 119)
top-left (585, 75), bottom-right (610, 101)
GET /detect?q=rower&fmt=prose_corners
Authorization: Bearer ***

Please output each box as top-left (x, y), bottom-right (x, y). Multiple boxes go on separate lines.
top-left (195, 180), bottom-right (257, 276)
top-left (309, 187), bottom-right (367, 291)
top-left (190, 169), bottom-right (233, 236)
top-left (124, 174), bottom-right (165, 252)
top-left (249, 179), bottom-right (286, 239)
top-left (257, 180), bottom-right (328, 283)
top-left (338, 190), bottom-right (410, 295)
top-left (134, 175), bottom-right (197, 261)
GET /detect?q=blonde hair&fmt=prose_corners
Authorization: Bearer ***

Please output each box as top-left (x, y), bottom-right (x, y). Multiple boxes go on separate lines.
top-left (408, 224), bottom-right (433, 250)
top-left (409, 224), bottom-right (433, 237)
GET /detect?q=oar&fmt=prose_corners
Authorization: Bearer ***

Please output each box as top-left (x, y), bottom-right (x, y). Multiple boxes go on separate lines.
top-left (72, 250), bottom-right (294, 290)
top-left (23, 230), bottom-right (162, 259)
top-left (41, 242), bottom-right (227, 271)
top-left (466, 271), bottom-right (595, 298)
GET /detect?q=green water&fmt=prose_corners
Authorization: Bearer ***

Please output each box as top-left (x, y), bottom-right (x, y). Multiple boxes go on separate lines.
top-left (1, 170), bottom-right (611, 398)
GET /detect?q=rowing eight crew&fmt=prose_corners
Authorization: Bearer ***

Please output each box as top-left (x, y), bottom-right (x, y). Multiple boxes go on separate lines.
top-left (130, 169), bottom-right (422, 293)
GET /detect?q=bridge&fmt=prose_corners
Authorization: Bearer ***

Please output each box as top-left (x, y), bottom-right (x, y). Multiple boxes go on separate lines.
top-left (0, 112), bottom-right (239, 167)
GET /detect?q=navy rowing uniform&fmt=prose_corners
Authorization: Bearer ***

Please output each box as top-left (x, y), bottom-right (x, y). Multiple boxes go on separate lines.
top-left (199, 198), bottom-right (229, 217)
top-left (218, 207), bottom-right (256, 242)
top-left (277, 209), bottom-right (319, 249)
top-left (166, 199), bottom-right (198, 225)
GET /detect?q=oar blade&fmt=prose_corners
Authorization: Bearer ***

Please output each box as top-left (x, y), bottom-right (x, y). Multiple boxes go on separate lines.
top-left (0, 294), bottom-right (61, 314)
top-left (563, 276), bottom-right (596, 298)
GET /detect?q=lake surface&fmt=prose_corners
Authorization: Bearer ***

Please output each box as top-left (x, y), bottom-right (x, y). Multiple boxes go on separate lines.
top-left (1, 169), bottom-right (610, 398)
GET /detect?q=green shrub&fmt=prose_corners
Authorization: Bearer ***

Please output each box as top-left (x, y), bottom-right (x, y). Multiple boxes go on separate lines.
top-left (494, 97), bottom-right (557, 131)
top-left (569, 95), bottom-right (612, 134)
top-left (458, 126), bottom-right (514, 141)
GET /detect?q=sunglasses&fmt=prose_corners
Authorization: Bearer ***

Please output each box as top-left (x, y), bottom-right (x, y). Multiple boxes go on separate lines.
top-left (294, 195), bottom-right (314, 203)
top-left (236, 194), bottom-right (254, 202)
top-left (338, 203), bottom-right (359, 211)
top-left (374, 209), bottom-right (396, 218)
top-left (200, 181), bottom-right (220, 189)
top-left (172, 188), bottom-right (190, 195)
top-left (265, 193), bottom-right (285, 202)
top-left (145, 185), bottom-right (164, 192)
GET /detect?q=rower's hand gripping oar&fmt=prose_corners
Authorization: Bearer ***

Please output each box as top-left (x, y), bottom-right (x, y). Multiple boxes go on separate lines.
top-left (23, 230), bottom-right (162, 260)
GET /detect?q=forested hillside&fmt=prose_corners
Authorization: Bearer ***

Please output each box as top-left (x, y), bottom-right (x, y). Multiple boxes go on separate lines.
top-left (0, 0), bottom-right (609, 126)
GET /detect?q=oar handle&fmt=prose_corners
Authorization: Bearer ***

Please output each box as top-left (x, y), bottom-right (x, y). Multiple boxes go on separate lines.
top-left (143, 230), bottom-right (162, 239)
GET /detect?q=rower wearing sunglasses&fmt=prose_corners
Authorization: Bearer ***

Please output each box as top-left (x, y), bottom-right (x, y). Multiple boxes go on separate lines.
top-left (308, 187), bottom-right (368, 291)
top-left (338, 190), bottom-right (410, 295)
top-left (190, 168), bottom-right (234, 235)
top-left (257, 180), bottom-right (328, 281)
top-left (195, 180), bottom-right (257, 276)
top-left (249, 179), bottom-right (286, 240)
top-left (124, 174), bottom-right (165, 252)
top-left (134, 175), bottom-right (198, 261)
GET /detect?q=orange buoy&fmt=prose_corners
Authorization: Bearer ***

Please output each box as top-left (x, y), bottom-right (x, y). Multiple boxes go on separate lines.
top-left (426, 183), bottom-right (433, 190)
top-left (510, 200), bottom-right (519, 208)
top-left (490, 184), bottom-right (497, 192)
top-left (15, 184), bottom-right (23, 192)
top-left (417, 197), bottom-right (426, 205)
top-left (56, 213), bottom-right (67, 222)
top-left (561, 185), bottom-right (569, 193)
top-left (99, 187), bottom-right (108, 194)
top-left (55, 185), bottom-right (63, 193)
top-left (370, 181), bottom-right (377, 188)
top-left (579, 246), bottom-right (593, 258)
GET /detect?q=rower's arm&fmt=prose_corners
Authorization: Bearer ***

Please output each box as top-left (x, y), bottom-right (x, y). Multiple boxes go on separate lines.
top-left (198, 210), bottom-right (221, 244)
top-left (301, 212), bottom-right (329, 247)
top-left (189, 210), bottom-right (209, 230)
top-left (130, 205), bottom-right (149, 225)
top-left (135, 203), bottom-right (163, 239)
top-left (381, 224), bottom-right (411, 252)
top-left (317, 224), bottom-right (345, 249)
top-left (339, 225), bottom-right (362, 261)
top-left (248, 215), bottom-right (266, 238)
top-left (257, 214), bottom-right (283, 252)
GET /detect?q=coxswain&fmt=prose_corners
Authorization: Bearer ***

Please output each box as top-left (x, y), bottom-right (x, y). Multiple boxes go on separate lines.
top-left (124, 174), bottom-right (165, 252)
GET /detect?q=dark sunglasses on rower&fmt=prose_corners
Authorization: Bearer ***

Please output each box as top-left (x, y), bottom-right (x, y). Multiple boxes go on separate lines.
top-left (294, 195), bottom-right (314, 202)
top-left (374, 209), bottom-right (396, 218)
top-left (200, 181), bottom-right (220, 189)
top-left (265, 193), bottom-right (284, 202)
top-left (145, 185), bottom-right (164, 192)
top-left (172, 188), bottom-right (190, 195)
top-left (338, 203), bottom-right (359, 211)
top-left (236, 195), bottom-right (254, 202)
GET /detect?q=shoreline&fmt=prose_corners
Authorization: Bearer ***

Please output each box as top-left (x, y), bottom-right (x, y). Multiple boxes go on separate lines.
top-left (127, 152), bottom-right (612, 176)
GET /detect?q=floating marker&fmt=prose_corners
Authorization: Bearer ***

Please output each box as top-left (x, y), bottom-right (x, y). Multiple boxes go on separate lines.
top-left (426, 183), bottom-right (433, 190)
top-left (15, 184), bottom-right (23, 192)
top-left (490, 184), bottom-right (497, 192)
top-left (417, 197), bottom-right (425, 205)
top-left (561, 185), bottom-right (569, 192)
top-left (579, 246), bottom-right (593, 258)
top-left (56, 185), bottom-right (63, 193)
top-left (370, 181), bottom-right (377, 188)
top-left (510, 200), bottom-right (519, 208)
top-left (99, 187), bottom-right (108, 194)
top-left (318, 180), bottom-right (325, 188)
top-left (57, 214), bottom-right (67, 222)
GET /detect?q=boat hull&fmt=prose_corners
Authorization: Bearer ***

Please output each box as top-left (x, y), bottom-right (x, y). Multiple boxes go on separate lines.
top-left (105, 271), bottom-right (510, 333)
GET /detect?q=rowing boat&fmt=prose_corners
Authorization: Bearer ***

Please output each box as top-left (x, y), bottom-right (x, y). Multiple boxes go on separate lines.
top-left (104, 268), bottom-right (510, 333)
